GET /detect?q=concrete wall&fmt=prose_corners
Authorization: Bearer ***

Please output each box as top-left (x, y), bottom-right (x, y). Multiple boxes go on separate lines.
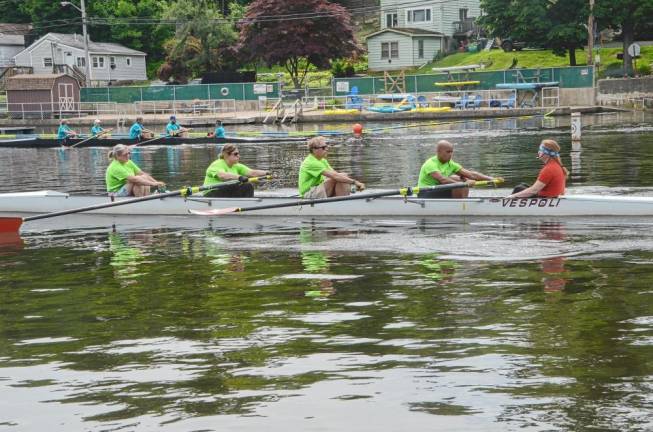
top-left (559, 88), bottom-right (596, 106)
top-left (597, 77), bottom-right (653, 106)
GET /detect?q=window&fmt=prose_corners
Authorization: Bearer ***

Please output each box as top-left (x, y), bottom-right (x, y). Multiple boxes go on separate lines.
top-left (109, 56), bottom-right (116, 67)
top-left (76, 57), bottom-right (85, 67)
top-left (418, 40), bottom-right (424, 59)
top-left (92, 56), bottom-right (105, 68)
top-left (385, 13), bottom-right (397, 28)
top-left (381, 42), bottom-right (399, 59)
top-left (406, 8), bottom-right (432, 23)
top-left (390, 41), bottom-right (399, 58)
top-left (126, 57), bottom-right (132, 67)
top-left (459, 8), bottom-right (468, 21)
top-left (43, 57), bottom-right (53, 67)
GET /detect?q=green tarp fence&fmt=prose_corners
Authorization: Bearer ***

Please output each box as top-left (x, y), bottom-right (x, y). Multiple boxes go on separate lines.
top-left (333, 66), bottom-right (594, 95)
top-left (81, 82), bottom-right (281, 103)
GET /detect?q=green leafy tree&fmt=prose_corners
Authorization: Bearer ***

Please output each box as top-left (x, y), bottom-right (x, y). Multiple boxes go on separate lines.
top-left (595, 0), bottom-right (653, 76)
top-left (238, 0), bottom-right (361, 88)
top-left (157, 0), bottom-right (242, 83)
top-left (89, 0), bottom-right (173, 67)
top-left (479, 0), bottom-right (588, 66)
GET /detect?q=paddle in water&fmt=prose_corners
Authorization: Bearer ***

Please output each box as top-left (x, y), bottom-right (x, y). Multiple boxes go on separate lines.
top-left (189, 180), bottom-right (503, 216)
top-left (0, 176), bottom-right (270, 233)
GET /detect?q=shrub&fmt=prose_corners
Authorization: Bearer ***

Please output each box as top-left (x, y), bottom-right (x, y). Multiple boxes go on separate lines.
top-left (637, 63), bottom-right (652, 76)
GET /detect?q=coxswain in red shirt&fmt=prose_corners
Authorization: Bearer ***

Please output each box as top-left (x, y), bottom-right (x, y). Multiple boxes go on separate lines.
top-left (508, 139), bottom-right (568, 198)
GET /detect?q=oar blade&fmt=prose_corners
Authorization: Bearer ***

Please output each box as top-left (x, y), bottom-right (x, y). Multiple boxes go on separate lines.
top-left (0, 217), bottom-right (24, 233)
top-left (189, 207), bottom-right (240, 216)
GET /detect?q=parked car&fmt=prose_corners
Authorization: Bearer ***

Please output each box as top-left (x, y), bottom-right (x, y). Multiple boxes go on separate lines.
top-left (500, 38), bottom-right (526, 52)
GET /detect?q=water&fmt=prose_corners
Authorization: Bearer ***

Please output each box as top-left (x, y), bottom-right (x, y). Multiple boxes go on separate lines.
top-left (1, 112), bottom-right (653, 431)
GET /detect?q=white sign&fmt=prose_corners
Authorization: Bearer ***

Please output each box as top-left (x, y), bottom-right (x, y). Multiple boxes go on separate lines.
top-left (336, 81), bottom-right (349, 93)
top-left (266, 84), bottom-right (273, 93)
top-left (253, 84), bottom-right (267, 94)
top-left (571, 112), bottom-right (582, 141)
top-left (627, 43), bottom-right (641, 57)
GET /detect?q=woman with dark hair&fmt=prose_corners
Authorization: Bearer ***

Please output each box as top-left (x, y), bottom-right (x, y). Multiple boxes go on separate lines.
top-left (508, 139), bottom-right (568, 198)
top-left (203, 144), bottom-right (268, 197)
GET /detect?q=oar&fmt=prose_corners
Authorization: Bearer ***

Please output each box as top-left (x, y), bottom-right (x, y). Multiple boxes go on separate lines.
top-left (190, 180), bottom-right (502, 216)
top-left (0, 177), bottom-right (269, 233)
top-left (131, 134), bottom-right (167, 147)
top-left (69, 128), bottom-right (114, 149)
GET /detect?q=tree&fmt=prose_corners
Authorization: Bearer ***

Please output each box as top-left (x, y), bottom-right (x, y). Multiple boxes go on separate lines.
top-left (157, 0), bottom-right (242, 83)
top-left (238, 0), bottom-right (361, 88)
top-left (595, 0), bottom-right (653, 76)
top-left (479, 0), bottom-right (588, 66)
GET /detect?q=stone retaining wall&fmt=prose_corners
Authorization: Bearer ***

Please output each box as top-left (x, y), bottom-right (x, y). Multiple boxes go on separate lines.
top-left (597, 76), bottom-right (653, 108)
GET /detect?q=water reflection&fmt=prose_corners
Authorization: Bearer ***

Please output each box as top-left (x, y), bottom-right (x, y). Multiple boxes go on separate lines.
top-left (300, 225), bottom-right (336, 297)
top-left (537, 222), bottom-right (568, 293)
top-left (108, 231), bottom-right (146, 283)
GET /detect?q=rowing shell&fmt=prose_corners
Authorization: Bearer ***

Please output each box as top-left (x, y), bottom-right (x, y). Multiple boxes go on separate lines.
top-left (0, 135), bottom-right (306, 148)
top-left (3, 191), bottom-right (653, 217)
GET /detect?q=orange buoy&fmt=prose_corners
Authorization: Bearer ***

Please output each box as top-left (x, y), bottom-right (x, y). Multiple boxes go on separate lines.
top-left (352, 123), bottom-right (363, 135)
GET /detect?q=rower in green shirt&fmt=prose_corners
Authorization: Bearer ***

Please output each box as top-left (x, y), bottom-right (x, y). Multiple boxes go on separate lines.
top-left (105, 144), bottom-right (165, 197)
top-left (298, 136), bottom-right (364, 198)
top-left (203, 144), bottom-right (268, 197)
top-left (417, 140), bottom-right (502, 198)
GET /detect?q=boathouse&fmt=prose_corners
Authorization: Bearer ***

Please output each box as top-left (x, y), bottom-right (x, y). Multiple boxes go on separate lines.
top-left (6, 73), bottom-right (80, 118)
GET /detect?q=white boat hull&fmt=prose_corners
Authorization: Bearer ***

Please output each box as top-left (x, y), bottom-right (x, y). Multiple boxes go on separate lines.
top-left (2, 190), bottom-right (653, 217)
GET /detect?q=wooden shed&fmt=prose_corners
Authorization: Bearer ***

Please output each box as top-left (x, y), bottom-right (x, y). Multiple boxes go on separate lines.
top-left (6, 73), bottom-right (80, 118)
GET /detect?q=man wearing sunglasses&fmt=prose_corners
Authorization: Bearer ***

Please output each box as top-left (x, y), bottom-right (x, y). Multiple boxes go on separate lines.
top-left (299, 136), bottom-right (365, 199)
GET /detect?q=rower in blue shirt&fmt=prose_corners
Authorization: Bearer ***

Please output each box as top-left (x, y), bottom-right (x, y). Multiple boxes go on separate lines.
top-left (129, 117), bottom-right (154, 141)
top-left (208, 119), bottom-right (226, 139)
top-left (90, 119), bottom-right (111, 139)
top-left (165, 115), bottom-right (189, 138)
top-left (57, 119), bottom-right (78, 145)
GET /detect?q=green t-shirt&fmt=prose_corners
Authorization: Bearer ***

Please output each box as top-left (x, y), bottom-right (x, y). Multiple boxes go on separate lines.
top-left (203, 159), bottom-right (250, 187)
top-left (418, 157), bottom-right (462, 187)
top-left (298, 154), bottom-right (332, 197)
top-left (105, 159), bottom-right (140, 192)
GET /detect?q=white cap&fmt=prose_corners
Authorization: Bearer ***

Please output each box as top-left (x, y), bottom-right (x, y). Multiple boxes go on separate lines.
top-left (94, 119), bottom-right (101, 124)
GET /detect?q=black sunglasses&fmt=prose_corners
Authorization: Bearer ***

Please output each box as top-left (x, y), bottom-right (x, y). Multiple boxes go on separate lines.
top-left (314, 145), bottom-right (328, 150)
top-left (231, 152), bottom-right (240, 156)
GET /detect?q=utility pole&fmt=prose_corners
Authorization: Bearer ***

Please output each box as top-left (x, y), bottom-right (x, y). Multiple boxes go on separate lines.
top-left (587, 0), bottom-right (595, 66)
top-left (61, 0), bottom-right (91, 87)
top-left (80, 0), bottom-right (91, 87)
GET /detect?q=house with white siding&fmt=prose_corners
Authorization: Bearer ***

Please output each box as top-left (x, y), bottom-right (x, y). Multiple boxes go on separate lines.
top-left (0, 23), bottom-right (32, 68)
top-left (13, 33), bottom-right (147, 85)
top-left (366, 0), bottom-right (481, 71)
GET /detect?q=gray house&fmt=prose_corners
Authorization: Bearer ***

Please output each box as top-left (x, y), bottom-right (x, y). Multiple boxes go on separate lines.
top-left (0, 23), bottom-right (32, 68)
top-left (13, 32), bottom-right (147, 85)
top-left (367, 0), bottom-right (481, 71)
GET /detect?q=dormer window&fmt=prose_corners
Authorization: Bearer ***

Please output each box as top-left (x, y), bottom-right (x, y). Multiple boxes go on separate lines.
top-left (406, 7), bottom-right (432, 24)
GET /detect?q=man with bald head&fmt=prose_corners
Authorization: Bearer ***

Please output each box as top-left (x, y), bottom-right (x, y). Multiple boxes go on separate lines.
top-left (417, 140), bottom-right (501, 198)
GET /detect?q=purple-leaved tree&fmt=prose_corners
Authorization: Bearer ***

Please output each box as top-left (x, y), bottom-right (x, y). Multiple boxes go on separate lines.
top-left (238, 0), bottom-right (361, 88)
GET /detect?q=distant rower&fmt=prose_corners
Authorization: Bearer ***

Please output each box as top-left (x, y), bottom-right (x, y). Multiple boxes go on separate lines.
top-left (57, 119), bottom-right (77, 144)
top-left (165, 115), bottom-right (190, 138)
top-left (207, 120), bottom-right (226, 139)
top-left (507, 139), bottom-right (567, 198)
top-left (129, 117), bottom-right (155, 141)
top-left (91, 119), bottom-right (110, 139)
top-left (417, 140), bottom-right (501, 198)
top-left (202, 144), bottom-right (268, 197)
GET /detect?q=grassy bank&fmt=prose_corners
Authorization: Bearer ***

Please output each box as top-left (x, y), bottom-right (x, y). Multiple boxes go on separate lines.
top-left (416, 47), bottom-right (653, 77)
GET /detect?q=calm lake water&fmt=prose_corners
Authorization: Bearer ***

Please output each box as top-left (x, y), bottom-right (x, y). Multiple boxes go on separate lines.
top-left (1, 112), bottom-right (653, 431)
